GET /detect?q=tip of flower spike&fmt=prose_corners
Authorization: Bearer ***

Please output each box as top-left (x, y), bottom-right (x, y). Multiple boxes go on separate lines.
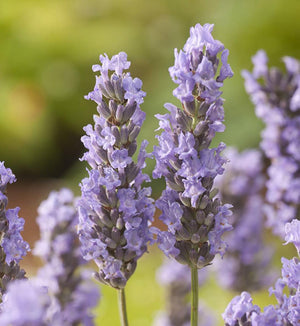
top-left (184, 23), bottom-right (224, 56)
top-left (86, 52), bottom-right (146, 108)
top-left (99, 52), bottom-right (131, 76)
top-left (0, 161), bottom-right (16, 191)
top-left (169, 23), bottom-right (232, 103)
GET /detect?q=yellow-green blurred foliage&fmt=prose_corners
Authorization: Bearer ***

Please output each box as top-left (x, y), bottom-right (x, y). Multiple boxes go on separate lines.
top-left (1, 0), bottom-right (299, 179)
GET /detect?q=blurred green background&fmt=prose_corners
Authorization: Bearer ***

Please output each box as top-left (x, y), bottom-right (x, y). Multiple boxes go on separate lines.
top-left (1, 0), bottom-right (300, 325)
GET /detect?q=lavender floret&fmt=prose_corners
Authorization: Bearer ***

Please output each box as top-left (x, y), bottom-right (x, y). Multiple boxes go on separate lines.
top-left (0, 279), bottom-right (51, 326)
top-left (0, 162), bottom-right (29, 302)
top-left (284, 219), bottom-right (300, 254)
top-left (222, 291), bottom-right (260, 326)
top-left (34, 188), bottom-right (100, 325)
top-left (78, 52), bottom-right (155, 289)
top-left (215, 148), bottom-right (275, 291)
top-left (242, 51), bottom-right (300, 237)
top-left (153, 23), bottom-right (233, 268)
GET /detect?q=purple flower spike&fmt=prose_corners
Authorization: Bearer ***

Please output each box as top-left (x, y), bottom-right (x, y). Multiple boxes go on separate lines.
top-left (153, 23), bottom-right (233, 269)
top-left (78, 52), bottom-right (154, 289)
top-left (34, 188), bottom-right (100, 325)
top-left (0, 161), bottom-right (29, 302)
top-left (215, 148), bottom-right (275, 292)
top-left (242, 50), bottom-right (300, 238)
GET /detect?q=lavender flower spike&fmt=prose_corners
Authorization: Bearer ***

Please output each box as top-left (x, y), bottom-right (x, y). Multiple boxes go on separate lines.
top-left (34, 188), bottom-right (100, 326)
top-left (78, 52), bottom-right (155, 290)
top-left (214, 148), bottom-right (275, 292)
top-left (153, 23), bottom-right (233, 269)
top-left (0, 161), bottom-right (29, 302)
top-left (242, 51), bottom-right (300, 238)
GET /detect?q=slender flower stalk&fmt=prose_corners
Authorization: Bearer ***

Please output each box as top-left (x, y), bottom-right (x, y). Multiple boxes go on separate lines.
top-left (242, 51), bottom-right (300, 238)
top-left (118, 288), bottom-right (129, 326)
top-left (153, 258), bottom-right (215, 326)
top-left (0, 162), bottom-right (29, 303)
top-left (152, 23), bottom-right (233, 325)
top-left (190, 266), bottom-right (198, 326)
top-left (77, 52), bottom-right (155, 324)
top-left (215, 148), bottom-right (276, 292)
top-left (33, 188), bottom-right (100, 325)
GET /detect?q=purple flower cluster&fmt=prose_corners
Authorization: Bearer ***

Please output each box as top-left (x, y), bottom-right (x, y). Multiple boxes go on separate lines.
top-left (215, 148), bottom-right (275, 291)
top-left (153, 258), bottom-right (215, 326)
top-left (153, 23), bottom-right (233, 268)
top-left (0, 279), bottom-right (51, 326)
top-left (223, 219), bottom-right (300, 326)
top-left (243, 51), bottom-right (300, 237)
top-left (78, 52), bottom-right (155, 289)
top-left (0, 162), bottom-right (29, 302)
top-left (34, 188), bottom-right (99, 325)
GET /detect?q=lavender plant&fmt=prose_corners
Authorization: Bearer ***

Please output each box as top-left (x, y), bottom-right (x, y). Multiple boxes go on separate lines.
top-left (77, 52), bottom-right (155, 325)
top-left (222, 219), bottom-right (300, 326)
top-left (152, 23), bottom-right (233, 325)
top-left (34, 188), bottom-right (100, 325)
top-left (214, 148), bottom-right (275, 292)
top-left (153, 258), bottom-right (215, 326)
top-left (243, 51), bottom-right (300, 238)
top-left (2, 23), bottom-right (300, 326)
top-left (0, 162), bottom-right (29, 303)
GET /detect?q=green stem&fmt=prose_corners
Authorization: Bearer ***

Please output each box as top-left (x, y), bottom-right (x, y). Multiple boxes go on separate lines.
top-left (118, 288), bottom-right (129, 326)
top-left (191, 266), bottom-right (198, 326)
